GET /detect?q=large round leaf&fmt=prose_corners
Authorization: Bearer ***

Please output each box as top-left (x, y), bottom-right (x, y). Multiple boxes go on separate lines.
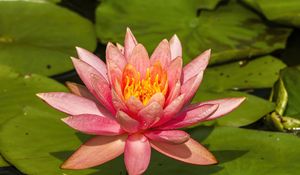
top-left (192, 90), bottom-right (274, 127)
top-left (96, 0), bottom-right (291, 64)
top-left (147, 127), bottom-right (300, 174)
top-left (242, 0), bottom-right (300, 28)
top-left (202, 56), bottom-right (286, 91)
top-left (0, 156), bottom-right (9, 167)
top-left (1, 113), bottom-right (300, 175)
top-left (0, 65), bottom-right (66, 125)
top-left (0, 65), bottom-right (99, 174)
top-left (195, 0), bottom-right (223, 10)
top-left (0, 0), bottom-right (96, 76)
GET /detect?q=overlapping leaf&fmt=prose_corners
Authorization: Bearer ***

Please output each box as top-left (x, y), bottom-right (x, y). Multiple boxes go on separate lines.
top-left (278, 67), bottom-right (300, 118)
top-left (0, 0), bottom-right (96, 76)
top-left (202, 56), bottom-right (286, 91)
top-left (242, 0), bottom-right (300, 28)
top-left (96, 0), bottom-right (291, 64)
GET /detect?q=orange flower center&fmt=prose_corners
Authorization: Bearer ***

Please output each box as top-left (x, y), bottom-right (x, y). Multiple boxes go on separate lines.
top-left (122, 62), bottom-right (168, 105)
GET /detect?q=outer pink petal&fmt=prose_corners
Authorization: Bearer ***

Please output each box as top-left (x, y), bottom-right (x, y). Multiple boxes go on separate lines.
top-left (167, 56), bottom-right (182, 90)
top-left (65, 82), bottom-right (98, 102)
top-left (150, 138), bottom-right (217, 165)
top-left (71, 58), bottom-right (115, 113)
top-left (36, 92), bottom-right (111, 117)
top-left (181, 72), bottom-right (204, 104)
top-left (90, 73), bottom-right (116, 114)
top-left (150, 39), bottom-right (171, 69)
top-left (154, 94), bottom-right (185, 126)
top-left (124, 134), bottom-right (151, 175)
top-left (147, 93), bottom-right (165, 107)
top-left (182, 49), bottom-right (211, 83)
top-left (116, 111), bottom-right (140, 133)
top-left (169, 34), bottom-right (182, 60)
top-left (165, 81), bottom-right (181, 106)
top-left (138, 102), bottom-right (163, 129)
top-left (145, 130), bottom-right (190, 144)
top-left (189, 97), bottom-right (246, 121)
top-left (62, 114), bottom-right (123, 135)
top-left (124, 27), bottom-right (138, 60)
top-left (116, 43), bottom-right (124, 54)
top-left (106, 42), bottom-right (127, 70)
top-left (61, 135), bottom-right (126, 169)
top-left (127, 44), bottom-right (150, 78)
top-left (158, 104), bottom-right (219, 130)
top-left (126, 96), bottom-right (144, 115)
top-left (75, 47), bottom-right (108, 82)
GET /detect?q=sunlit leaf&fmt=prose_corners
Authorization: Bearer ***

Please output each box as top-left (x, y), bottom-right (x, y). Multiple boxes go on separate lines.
top-left (202, 56), bottom-right (286, 91)
top-left (96, 0), bottom-right (291, 64)
top-left (0, 0), bottom-right (96, 76)
top-left (242, 0), bottom-right (300, 28)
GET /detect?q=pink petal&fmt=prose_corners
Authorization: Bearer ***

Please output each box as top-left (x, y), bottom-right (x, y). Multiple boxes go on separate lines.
top-left (111, 89), bottom-right (127, 112)
top-left (71, 58), bottom-right (115, 113)
top-left (106, 58), bottom-right (123, 87)
top-left (189, 97), bottom-right (246, 121)
top-left (167, 56), bottom-right (182, 90)
top-left (61, 135), bottom-right (126, 169)
top-left (90, 73), bottom-right (116, 114)
top-left (145, 130), bottom-right (190, 144)
top-left (62, 114), bottom-right (123, 136)
top-left (138, 102), bottom-right (163, 129)
top-left (182, 49), bottom-right (211, 83)
top-left (36, 92), bottom-right (111, 117)
top-left (181, 72), bottom-right (204, 104)
top-left (116, 111), bottom-right (140, 133)
top-left (169, 34), bottom-right (182, 60)
top-left (124, 27), bottom-right (138, 60)
top-left (106, 42), bottom-right (127, 70)
top-left (75, 47), bottom-right (108, 82)
top-left (150, 138), bottom-right (217, 165)
top-left (165, 81), bottom-right (181, 106)
top-left (116, 43), bottom-right (124, 54)
top-left (127, 44), bottom-right (150, 78)
top-left (126, 96), bottom-right (144, 115)
top-left (124, 134), bottom-right (151, 175)
top-left (65, 82), bottom-right (98, 102)
top-left (147, 93), bottom-right (165, 107)
top-left (150, 39), bottom-right (171, 69)
top-left (158, 104), bottom-right (219, 130)
top-left (154, 94), bottom-right (185, 126)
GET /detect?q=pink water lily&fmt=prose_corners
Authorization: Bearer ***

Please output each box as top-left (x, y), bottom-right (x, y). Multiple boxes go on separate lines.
top-left (37, 28), bottom-right (245, 175)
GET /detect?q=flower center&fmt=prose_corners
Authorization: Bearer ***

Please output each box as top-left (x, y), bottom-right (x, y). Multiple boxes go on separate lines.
top-left (122, 63), bottom-right (168, 105)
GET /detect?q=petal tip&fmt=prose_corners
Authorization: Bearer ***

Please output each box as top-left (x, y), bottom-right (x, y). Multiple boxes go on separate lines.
top-left (36, 93), bottom-right (45, 99)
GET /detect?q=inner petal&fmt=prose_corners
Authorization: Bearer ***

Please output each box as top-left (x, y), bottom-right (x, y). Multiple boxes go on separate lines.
top-left (122, 62), bottom-right (168, 105)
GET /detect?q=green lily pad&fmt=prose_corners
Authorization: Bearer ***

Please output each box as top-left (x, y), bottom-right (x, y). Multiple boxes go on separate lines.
top-left (0, 64), bottom-right (67, 168)
top-left (0, 65), bottom-right (100, 174)
top-left (0, 155), bottom-right (9, 167)
top-left (2, 110), bottom-right (300, 175)
top-left (279, 67), bottom-right (300, 118)
top-left (202, 56), bottom-right (286, 91)
top-left (0, 65), bottom-right (66, 125)
top-left (0, 0), bottom-right (96, 76)
top-left (147, 126), bottom-right (300, 175)
top-left (192, 90), bottom-right (274, 127)
top-left (194, 0), bottom-right (223, 10)
top-left (96, 0), bottom-right (291, 65)
top-left (242, 0), bottom-right (300, 28)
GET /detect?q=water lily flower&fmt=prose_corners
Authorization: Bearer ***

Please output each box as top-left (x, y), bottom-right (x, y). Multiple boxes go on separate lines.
top-left (37, 28), bottom-right (245, 175)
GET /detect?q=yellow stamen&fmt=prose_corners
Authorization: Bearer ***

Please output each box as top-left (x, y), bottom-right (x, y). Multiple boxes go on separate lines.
top-left (123, 67), bottom-right (167, 105)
